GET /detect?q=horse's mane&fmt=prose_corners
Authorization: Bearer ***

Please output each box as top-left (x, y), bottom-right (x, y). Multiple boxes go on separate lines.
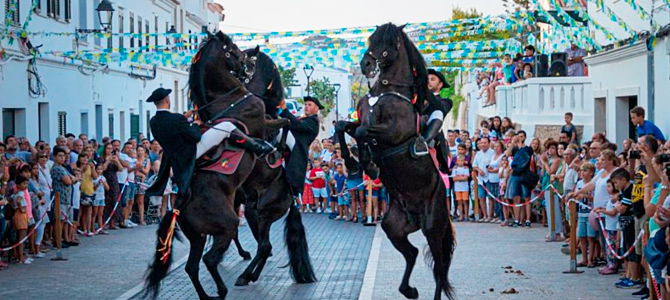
top-left (369, 23), bottom-right (428, 113)
top-left (245, 49), bottom-right (284, 116)
top-left (188, 31), bottom-right (236, 116)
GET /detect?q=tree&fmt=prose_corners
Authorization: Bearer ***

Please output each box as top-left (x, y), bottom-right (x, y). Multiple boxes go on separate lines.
top-left (307, 76), bottom-right (336, 116)
top-left (278, 66), bottom-right (296, 97)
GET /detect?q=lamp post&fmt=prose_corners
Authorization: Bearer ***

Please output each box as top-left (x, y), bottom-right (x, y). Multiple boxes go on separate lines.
top-left (303, 64), bottom-right (314, 96)
top-left (332, 83), bottom-right (341, 120)
top-left (76, 0), bottom-right (115, 33)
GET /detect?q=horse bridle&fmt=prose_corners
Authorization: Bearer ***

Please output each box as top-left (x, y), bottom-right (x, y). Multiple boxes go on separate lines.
top-left (364, 46), bottom-right (414, 88)
top-left (211, 34), bottom-right (254, 83)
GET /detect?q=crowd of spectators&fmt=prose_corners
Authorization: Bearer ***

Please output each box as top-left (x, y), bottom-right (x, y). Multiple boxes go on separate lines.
top-left (0, 133), bottom-right (174, 268)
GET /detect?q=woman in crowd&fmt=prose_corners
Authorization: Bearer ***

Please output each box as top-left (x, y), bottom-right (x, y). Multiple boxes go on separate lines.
top-left (76, 153), bottom-right (96, 237)
top-left (27, 162), bottom-right (47, 258)
top-left (97, 143), bottom-right (123, 230)
top-left (491, 116), bottom-right (503, 141)
top-left (501, 117), bottom-right (515, 136)
top-left (308, 140), bottom-right (322, 162)
top-left (541, 140), bottom-right (563, 241)
top-left (488, 141), bottom-right (505, 223)
top-left (134, 146), bottom-right (151, 225)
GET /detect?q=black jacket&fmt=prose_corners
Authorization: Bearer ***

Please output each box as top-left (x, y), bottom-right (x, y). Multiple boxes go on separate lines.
top-left (146, 110), bottom-right (202, 197)
top-left (280, 110), bottom-right (319, 191)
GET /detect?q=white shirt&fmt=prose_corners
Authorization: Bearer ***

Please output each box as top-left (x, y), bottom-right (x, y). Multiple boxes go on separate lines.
top-left (473, 148), bottom-right (494, 183)
top-left (563, 167), bottom-right (579, 192)
top-left (487, 153), bottom-right (504, 183)
top-left (605, 199), bottom-right (619, 231)
top-left (72, 182), bottom-right (81, 209)
top-left (452, 166), bottom-right (470, 192)
top-left (320, 149), bottom-right (333, 163)
top-left (593, 170), bottom-right (612, 209)
top-left (127, 159), bottom-right (137, 182)
top-left (449, 144), bottom-right (458, 157)
top-left (116, 152), bottom-right (131, 183)
top-left (94, 177), bottom-right (106, 200)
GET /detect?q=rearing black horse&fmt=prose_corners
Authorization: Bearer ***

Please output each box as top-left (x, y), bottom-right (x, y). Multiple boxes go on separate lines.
top-left (342, 23), bottom-right (456, 300)
top-left (143, 31), bottom-right (268, 300)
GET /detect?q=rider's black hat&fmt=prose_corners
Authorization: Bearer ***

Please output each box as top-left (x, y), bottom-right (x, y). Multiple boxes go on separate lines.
top-left (146, 87), bottom-right (172, 103)
top-left (304, 96), bottom-right (324, 109)
top-left (427, 69), bottom-right (449, 88)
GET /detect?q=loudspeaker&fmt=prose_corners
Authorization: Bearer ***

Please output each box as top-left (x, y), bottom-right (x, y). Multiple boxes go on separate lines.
top-left (534, 54), bottom-right (549, 77)
top-left (549, 52), bottom-right (567, 77)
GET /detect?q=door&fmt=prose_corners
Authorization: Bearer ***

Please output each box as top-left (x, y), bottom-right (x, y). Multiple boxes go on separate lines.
top-left (131, 114), bottom-right (140, 141)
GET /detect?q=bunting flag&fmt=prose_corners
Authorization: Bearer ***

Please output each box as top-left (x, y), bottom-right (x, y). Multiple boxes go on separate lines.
top-left (593, 0), bottom-right (636, 36)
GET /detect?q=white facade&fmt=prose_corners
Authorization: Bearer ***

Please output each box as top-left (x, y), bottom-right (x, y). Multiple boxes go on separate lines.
top-left (0, 0), bottom-right (223, 143)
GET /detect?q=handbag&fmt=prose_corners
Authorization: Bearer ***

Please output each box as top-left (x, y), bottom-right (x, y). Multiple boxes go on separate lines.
top-left (521, 154), bottom-right (539, 190)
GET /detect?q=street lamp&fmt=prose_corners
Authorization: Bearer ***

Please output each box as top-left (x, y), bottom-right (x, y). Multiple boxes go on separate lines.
top-left (77, 0), bottom-right (115, 33)
top-left (303, 64), bottom-right (315, 96)
top-left (332, 83), bottom-right (341, 120)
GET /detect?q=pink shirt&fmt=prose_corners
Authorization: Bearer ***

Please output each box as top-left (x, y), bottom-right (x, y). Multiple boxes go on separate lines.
top-left (23, 189), bottom-right (33, 220)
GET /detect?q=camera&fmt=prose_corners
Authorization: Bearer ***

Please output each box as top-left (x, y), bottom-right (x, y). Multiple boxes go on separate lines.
top-left (660, 154), bottom-right (670, 163)
top-left (666, 164), bottom-right (670, 178)
top-left (629, 150), bottom-right (641, 159)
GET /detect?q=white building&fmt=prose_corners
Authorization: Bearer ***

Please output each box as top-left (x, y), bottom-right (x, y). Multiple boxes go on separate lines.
top-left (0, 0), bottom-right (224, 143)
top-left (292, 65), bottom-right (353, 122)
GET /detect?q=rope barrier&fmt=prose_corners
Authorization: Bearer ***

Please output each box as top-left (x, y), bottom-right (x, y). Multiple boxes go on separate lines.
top-left (0, 195), bottom-right (55, 252)
top-left (479, 182), bottom-right (547, 207)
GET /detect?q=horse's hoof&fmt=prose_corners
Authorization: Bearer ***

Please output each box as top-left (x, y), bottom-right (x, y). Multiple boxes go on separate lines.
top-left (399, 286), bottom-right (419, 299)
top-left (235, 277), bottom-right (250, 286)
top-left (242, 251), bottom-right (252, 260)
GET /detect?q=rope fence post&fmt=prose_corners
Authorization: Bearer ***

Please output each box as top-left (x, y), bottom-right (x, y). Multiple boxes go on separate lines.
top-left (50, 192), bottom-right (67, 261)
top-left (473, 172), bottom-right (479, 221)
top-left (644, 221), bottom-right (658, 300)
top-left (563, 199), bottom-right (582, 274)
top-left (550, 184), bottom-right (556, 237)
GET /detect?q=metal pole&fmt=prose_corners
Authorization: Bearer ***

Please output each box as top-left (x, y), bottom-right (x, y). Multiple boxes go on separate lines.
top-left (550, 185), bottom-right (556, 236)
top-left (303, 65), bottom-right (314, 96)
top-left (473, 172), bottom-right (479, 221)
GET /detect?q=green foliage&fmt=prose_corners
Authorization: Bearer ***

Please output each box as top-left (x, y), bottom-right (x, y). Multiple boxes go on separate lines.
top-left (278, 66), bottom-right (297, 97)
top-left (307, 76), bottom-right (336, 116)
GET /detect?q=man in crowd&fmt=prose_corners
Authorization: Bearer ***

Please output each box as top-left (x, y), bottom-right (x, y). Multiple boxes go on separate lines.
top-left (4, 135), bottom-right (34, 161)
top-left (505, 130), bottom-right (533, 227)
top-left (446, 130), bottom-right (458, 157)
top-left (278, 96), bottom-right (321, 195)
top-left (567, 43), bottom-right (586, 77)
top-left (51, 146), bottom-right (77, 246)
top-left (320, 139), bottom-right (334, 164)
top-left (473, 137), bottom-right (494, 221)
top-left (630, 106), bottom-right (665, 142)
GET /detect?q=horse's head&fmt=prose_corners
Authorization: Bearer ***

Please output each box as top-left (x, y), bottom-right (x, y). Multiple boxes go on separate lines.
top-left (189, 31), bottom-right (248, 119)
top-left (243, 46), bottom-right (284, 117)
top-left (360, 23), bottom-right (406, 79)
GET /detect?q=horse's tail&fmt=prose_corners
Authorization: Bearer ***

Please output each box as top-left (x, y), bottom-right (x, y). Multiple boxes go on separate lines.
top-left (143, 210), bottom-right (181, 299)
top-left (442, 217), bottom-right (456, 300)
top-left (284, 204), bottom-right (317, 283)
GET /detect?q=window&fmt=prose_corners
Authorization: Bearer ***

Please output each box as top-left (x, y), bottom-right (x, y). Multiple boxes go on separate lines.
top-left (80, 112), bottom-right (89, 135)
top-left (118, 9), bottom-right (124, 48)
top-left (47, 0), bottom-right (59, 19)
top-left (145, 22), bottom-right (150, 51)
top-left (108, 111), bottom-right (114, 138)
top-left (64, 0), bottom-right (70, 21)
top-left (165, 21), bottom-right (170, 45)
top-left (38, 103), bottom-right (50, 141)
top-left (5, 0), bottom-right (20, 26)
top-left (58, 111), bottom-right (67, 136)
top-left (129, 12), bottom-right (134, 48)
top-left (78, 0), bottom-right (87, 39)
top-left (138, 16), bottom-right (142, 50)
top-left (154, 16), bottom-right (159, 49)
top-left (33, 0), bottom-right (41, 14)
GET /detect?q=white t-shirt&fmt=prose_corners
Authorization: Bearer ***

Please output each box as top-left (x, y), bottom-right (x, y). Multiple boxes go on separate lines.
top-left (473, 149), bottom-right (494, 183)
top-left (320, 149), bottom-right (333, 163)
top-left (592, 170), bottom-right (612, 209)
top-left (487, 153), bottom-right (504, 183)
top-left (94, 177), bottom-right (106, 200)
top-left (127, 159), bottom-right (137, 182)
top-left (605, 198), bottom-right (619, 231)
top-left (563, 167), bottom-right (579, 192)
top-left (449, 144), bottom-right (458, 157)
top-left (452, 166), bottom-right (470, 192)
top-left (72, 182), bottom-right (81, 209)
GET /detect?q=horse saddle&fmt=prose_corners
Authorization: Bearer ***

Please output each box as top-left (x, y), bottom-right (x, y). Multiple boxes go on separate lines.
top-left (264, 150), bottom-right (283, 169)
top-left (409, 136), bottom-right (429, 159)
top-left (196, 140), bottom-right (246, 175)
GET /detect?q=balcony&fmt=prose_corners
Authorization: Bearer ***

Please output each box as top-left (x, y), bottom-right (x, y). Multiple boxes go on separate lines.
top-left (472, 76), bottom-right (594, 141)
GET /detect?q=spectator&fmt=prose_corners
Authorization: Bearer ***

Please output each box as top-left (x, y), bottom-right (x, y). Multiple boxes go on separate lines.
top-left (76, 153), bottom-right (96, 237)
top-left (491, 116), bottom-right (503, 141)
top-left (309, 140), bottom-right (322, 162)
top-left (98, 143), bottom-right (123, 230)
top-left (301, 161), bottom-right (315, 213)
top-left (446, 130), bottom-right (458, 157)
top-left (541, 139), bottom-right (564, 241)
top-left (567, 43), bottom-right (586, 77)
top-left (485, 62), bottom-right (504, 105)
top-left (51, 146), bottom-right (76, 246)
top-left (309, 160), bottom-right (328, 214)
top-left (630, 106), bottom-right (666, 142)
top-left (505, 130), bottom-right (533, 227)
top-left (149, 140), bottom-right (161, 164)
top-left (12, 175), bottom-right (31, 264)
top-left (320, 139), bottom-right (334, 164)
top-left (562, 112), bottom-right (578, 145)
top-left (488, 141), bottom-right (505, 223)
top-left (611, 168), bottom-right (643, 288)
top-left (473, 137), bottom-right (494, 222)
top-left (502, 54), bottom-right (517, 85)
top-left (575, 162), bottom-right (596, 267)
top-left (453, 154), bottom-right (471, 222)
top-left (594, 179), bottom-right (620, 275)
top-left (4, 135), bottom-right (32, 161)
top-left (134, 146), bottom-right (151, 226)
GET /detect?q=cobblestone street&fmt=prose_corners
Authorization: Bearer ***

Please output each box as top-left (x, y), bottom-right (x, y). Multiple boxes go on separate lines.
top-left (1, 213), bottom-right (643, 300)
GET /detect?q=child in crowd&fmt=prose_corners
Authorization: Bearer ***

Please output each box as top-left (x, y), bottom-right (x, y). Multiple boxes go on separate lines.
top-left (12, 175), bottom-right (31, 264)
top-left (611, 169), bottom-right (643, 288)
top-left (333, 163), bottom-right (349, 221)
top-left (499, 157), bottom-right (512, 226)
top-left (594, 179), bottom-right (620, 275)
top-left (323, 164), bottom-right (337, 216)
top-left (576, 163), bottom-right (596, 268)
top-left (93, 164), bottom-right (109, 234)
top-left (502, 54), bottom-right (517, 85)
top-left (27, 163), bottom-right (46, 258)
top-left (453, 154), bottom-right (471, 222)
top-left (363, 173), bottom-right (382, 225)
top-left (309, 160), bottom-right (327, 214)
top-left (522, 63), bottom-right (533, 79)
top-left (562, 112), bottom-right (578, 145)
top-left (301, 162), bottom-right (314, 213)
top-left (71, 168), bottom-right (82, 244)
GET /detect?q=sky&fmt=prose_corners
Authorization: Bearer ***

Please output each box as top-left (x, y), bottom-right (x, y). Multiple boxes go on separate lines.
top-left (214, 0), bottom-right (506, 33)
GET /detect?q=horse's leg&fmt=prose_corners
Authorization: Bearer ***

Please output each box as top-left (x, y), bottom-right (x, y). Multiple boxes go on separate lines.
top-left (203, 233), bottom-right (234, 299)
top-left (233, 229), bottom-right (251, 260)
top-left (422, 185), bottom-right (455, 300)
top-left (235, 215), bottom-right (274, 286)
top-left (382, 203), bottom-right (420, 299)
top-left (184, 234), bottom-right (211, 300)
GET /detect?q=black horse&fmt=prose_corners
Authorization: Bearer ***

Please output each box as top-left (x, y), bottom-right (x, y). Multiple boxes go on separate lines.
top-left (144, 31), bottom-right (268, 300)
top-left (230, 47), bottom-right (317, 286)
top-left (342, 23), bottom-right (456, 300)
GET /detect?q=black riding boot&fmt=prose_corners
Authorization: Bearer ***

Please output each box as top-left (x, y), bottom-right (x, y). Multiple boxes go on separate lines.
top-left (230, 128), bottom-right (275, 157)
top-left (423, 119), bottom-right (444, 143)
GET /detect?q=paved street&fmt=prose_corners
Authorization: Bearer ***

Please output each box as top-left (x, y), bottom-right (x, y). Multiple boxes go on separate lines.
top-left (1, 213), bottom-right (642, 300)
